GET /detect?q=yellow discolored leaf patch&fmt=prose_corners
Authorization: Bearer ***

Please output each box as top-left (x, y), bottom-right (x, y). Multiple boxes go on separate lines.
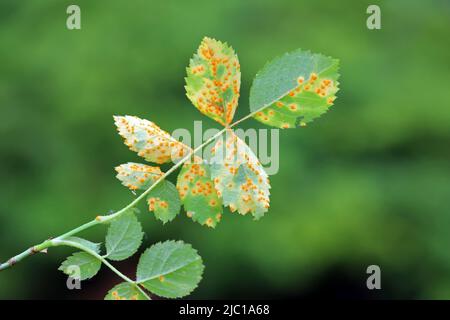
top-left (114, 115), bottom-right (192, 164)
top-left (105, 282), bottom-right (147, 300)
top-left (210, 130), bottom-right (270, 218)
top-left (250, 50), bottom-right (340, 128)
top-left (176, 163), bottom-right (223, 227)
top-left (185, 37), bottom-right (241, 125)
top-left (146, 180), bottom-right (181, 224)
top-left (115, 162), bottom-right (162, 191)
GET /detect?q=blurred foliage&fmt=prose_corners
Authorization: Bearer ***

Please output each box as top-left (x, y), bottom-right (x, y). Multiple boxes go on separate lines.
top-left (0, 0), bottom-right (449, 299)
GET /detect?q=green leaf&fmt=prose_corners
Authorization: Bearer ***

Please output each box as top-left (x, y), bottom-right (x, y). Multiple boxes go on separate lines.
top-left (104, 282), bottom-right (147, 300)
top-left (136, 240), bottom-right (204, 298)
top-left (114, 115), bottom-right (191, 164)
top-left (185, 37), bottom-right (241, 125)
top-left (115, 162), bottom-right (162, 191)
top-left (64, 237), bottom-right (101, 254)
top-left (147, 180), bottom-right (181, 224)
top-left (176, 163), bottom-right (223, 227)
top-left (105, 212), bottom-right (144, 261)
top-left (210, 130), bottom-right (270, 218)
top-left (58, 252), bottom-right (101, 280)
top-left (249, 49), bottom-right (340, 128)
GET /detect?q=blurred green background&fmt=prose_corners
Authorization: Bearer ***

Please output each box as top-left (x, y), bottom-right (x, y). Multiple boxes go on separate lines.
top-left (1, 0), bottom-right (449, 299)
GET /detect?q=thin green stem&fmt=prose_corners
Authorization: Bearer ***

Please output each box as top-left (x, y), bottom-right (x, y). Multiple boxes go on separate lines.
top-left (0, 109), bottom-right (262, 273)
top-left (135, 284), bottom-right (152, 300)
top-left (52, 239), bottom-right (151, 300)
top-left (52, 239), bottom-right (134, 283)
top-left (0, 240), bottom-right (53, 271)
top-left (56, 220), bottom-right (99, 240)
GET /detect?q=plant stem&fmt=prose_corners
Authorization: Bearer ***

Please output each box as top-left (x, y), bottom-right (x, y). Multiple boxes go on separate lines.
top-left (51, 239), bottom-right (152, 300)
top-left (0, 240), bottom-right (53, 271)
top-left (52, 239), bottom-right (134, 283)
top-left (0, 109), bottom-right (264, 273)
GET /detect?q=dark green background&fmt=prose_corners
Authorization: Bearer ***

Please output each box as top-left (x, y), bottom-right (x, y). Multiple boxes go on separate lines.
top-left (1, 0), bottom-right (449, 299)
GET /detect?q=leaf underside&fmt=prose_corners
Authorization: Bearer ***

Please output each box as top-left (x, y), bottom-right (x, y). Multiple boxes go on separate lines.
top-left (176, 163), bottom-right (223, 227)
top-left (210, 130), bottom-right (270, 218)
top-left (105, 212), bottom-right (144, 261)
top-left (147, 180), bottom-right (181, 224)
top-left (136, 240), bottom-right (204, 298)
top-left (115, 162), bottom-right (162, 191)
top-left (185, 37), bottom-right (241, 125)
top-left (105, 282), bottom-right (147, 300)
top-left (114, 115), bottom-right (191, 164)
top-left (249, 49), bottom-right (340, 128)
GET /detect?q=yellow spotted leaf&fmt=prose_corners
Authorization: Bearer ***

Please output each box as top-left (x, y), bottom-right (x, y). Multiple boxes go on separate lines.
top-left (105, 282), bottom-right (147, 300)
top-left (147, 180), bottom-right (181, 224)
top-left (115, 162), bottom-right (162, 191)
top-left (210, 131), bottom-right (270, 218)
top-left (114, 115), bottom-right (191, 164)
top-left (176, 163), bottom-right (223, 228)
top-left (185, 37), bottom-right (241, 125)
top-left (250, 50), bottom-right (340, 128)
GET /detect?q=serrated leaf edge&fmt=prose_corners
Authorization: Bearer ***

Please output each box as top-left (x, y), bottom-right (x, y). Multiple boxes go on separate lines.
top-left (136, 240), bottom-right (204, 298)
top-left (249, 49), bottom-right (340, 116)
top-left (58, 251), bottom-right (102, 281)
top-left (105, 213), bottom-right (144, 261)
